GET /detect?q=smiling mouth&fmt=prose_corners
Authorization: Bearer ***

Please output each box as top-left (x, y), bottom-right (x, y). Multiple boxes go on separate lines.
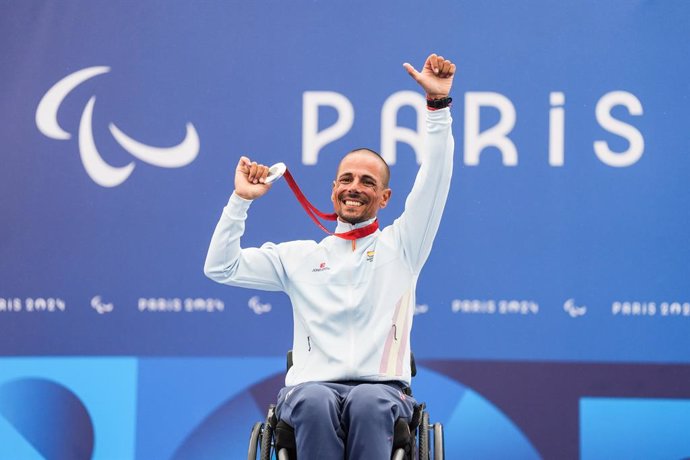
top-left (344, 199), bottom-right (364, 207)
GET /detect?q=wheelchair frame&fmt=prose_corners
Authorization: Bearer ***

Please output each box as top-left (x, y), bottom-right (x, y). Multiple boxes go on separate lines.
top-left (247, 352), bottom-right (444, 459)
top-left (248, 401), bottom-right (444, 459)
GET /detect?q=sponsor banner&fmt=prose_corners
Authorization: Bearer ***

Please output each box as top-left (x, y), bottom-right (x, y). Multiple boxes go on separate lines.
top-left (1, 0), bottom-right (689, 398)
top-left (2, 2), bottom-right (689, 457)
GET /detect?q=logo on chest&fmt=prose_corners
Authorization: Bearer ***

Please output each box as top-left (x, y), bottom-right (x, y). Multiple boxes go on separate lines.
top-left (312, 262), bottom-right (331, 272)
top-left (366, 250), bottom-right (375, 262)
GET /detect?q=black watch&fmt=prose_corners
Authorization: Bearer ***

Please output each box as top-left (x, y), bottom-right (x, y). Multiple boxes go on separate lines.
top-left (426, 96), bottom-right (452, 109)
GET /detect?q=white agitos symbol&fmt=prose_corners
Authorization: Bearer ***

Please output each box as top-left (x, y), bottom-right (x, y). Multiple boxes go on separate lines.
top-left (248, 296), bottom-right (272, 315)
top-left (563, 298), bottom-right (587, 318)
top-left (91, 295), bottom-right (114, 314)
top-left (36, 66), bottom-right (200, 187)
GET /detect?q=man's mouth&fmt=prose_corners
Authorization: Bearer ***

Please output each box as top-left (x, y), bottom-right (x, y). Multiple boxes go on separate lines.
top-left (344, 199), bottom-right (363, 207)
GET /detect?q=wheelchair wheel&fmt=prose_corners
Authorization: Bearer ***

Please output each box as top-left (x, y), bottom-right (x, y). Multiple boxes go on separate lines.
top-left (259, 419), bottom-right (274, 460)
top-left (418, 411), bottom-right (430, 460)
top-left (248, 422), bottom-right (263, 460)
top-left (433, 422), bottom-right (444, 460)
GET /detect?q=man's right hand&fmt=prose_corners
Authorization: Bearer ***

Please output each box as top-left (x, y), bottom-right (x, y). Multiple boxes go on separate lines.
top-left (234, 156), bottom-right (271, 200)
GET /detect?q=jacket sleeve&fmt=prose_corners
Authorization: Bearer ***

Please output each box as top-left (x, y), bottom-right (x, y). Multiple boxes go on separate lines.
top-left (389, 108), bottom-right (454, 273)
top-left (203, 192), bottom-right (287, 291)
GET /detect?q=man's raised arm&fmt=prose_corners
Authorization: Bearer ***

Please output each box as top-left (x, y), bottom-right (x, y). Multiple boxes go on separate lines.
top-left (203, 156), bottom-right (287, 291)
top-left (392, 53), bottom-right (456, 272)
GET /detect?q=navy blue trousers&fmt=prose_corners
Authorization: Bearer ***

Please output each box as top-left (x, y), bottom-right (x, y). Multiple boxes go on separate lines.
top-left (276, 381), bottom-right (416, 459)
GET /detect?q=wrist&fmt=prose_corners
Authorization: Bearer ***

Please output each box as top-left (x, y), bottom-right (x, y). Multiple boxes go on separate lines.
top-left (426, 93), bottom-right (448, 100)
top-left (426, 96), bottom-right (452, 110)
top-left (233, 190), bottom-right (254, 201)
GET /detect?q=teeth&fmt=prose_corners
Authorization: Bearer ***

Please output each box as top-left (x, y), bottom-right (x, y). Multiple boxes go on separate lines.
top-left (345, 200), bottom-right (362, 207)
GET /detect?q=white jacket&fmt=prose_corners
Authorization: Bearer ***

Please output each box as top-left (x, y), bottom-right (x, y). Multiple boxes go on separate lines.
top-left (204, 108), bottom-right (453, 386)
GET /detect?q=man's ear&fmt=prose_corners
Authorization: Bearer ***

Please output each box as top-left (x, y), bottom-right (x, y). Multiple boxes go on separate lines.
top-left (379, 189), bottom-right (392, 208)
top-left (331, 180), bottom-right (337, 203)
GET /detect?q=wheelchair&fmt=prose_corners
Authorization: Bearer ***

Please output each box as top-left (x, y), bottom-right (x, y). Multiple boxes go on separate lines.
top-left (247, 352), bottom-right (444, 459)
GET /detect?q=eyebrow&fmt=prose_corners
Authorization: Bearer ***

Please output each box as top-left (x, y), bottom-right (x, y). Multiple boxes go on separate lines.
top-left (338, 172), bottom-right (378, 183)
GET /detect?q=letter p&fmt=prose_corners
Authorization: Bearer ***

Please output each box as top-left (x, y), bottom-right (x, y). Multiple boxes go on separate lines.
top-left (302, 91), bottom-right (354, 165)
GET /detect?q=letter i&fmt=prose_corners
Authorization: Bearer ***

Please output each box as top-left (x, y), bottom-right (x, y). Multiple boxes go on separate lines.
top-left (549, 92), bottom-right (565, 166)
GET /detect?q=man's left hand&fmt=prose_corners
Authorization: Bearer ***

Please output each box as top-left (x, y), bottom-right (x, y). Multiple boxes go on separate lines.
top-left (403, 53), bottom-right (456, 100)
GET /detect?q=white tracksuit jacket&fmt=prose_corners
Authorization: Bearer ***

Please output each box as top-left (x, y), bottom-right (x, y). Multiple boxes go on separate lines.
top-left (204, 108), bottom-right (453, 386)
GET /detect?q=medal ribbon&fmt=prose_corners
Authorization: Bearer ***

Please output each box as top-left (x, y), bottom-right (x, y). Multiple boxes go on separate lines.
top-left (282, 169), bottom-right (379, 241)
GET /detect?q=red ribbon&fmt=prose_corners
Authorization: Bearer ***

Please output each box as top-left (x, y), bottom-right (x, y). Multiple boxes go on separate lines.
top-left (283, 169), bottom-right (379, 241)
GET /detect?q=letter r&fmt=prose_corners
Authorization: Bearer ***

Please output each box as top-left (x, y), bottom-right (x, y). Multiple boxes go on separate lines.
top-left (464, 92), bottom-right (518, 166)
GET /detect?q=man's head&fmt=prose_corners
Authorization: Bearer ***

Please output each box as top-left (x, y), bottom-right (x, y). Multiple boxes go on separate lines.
top-left (331, 148), bottom-right (392, 224)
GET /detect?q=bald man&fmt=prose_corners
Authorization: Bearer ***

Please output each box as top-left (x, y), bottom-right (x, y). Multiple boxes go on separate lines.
top-left (205, 53), bottom-right (455, 459)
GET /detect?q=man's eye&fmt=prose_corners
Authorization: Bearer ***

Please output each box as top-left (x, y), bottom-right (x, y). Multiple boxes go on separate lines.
top-left (339, 177), bottom-right (352, 183)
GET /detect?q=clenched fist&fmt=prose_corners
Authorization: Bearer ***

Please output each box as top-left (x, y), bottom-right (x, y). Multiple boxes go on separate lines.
top-left (234, 156), bottom-right (272, 200)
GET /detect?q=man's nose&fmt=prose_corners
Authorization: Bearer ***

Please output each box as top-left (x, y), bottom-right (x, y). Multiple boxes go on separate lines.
top-left (345, 182), bottom-right (363, 194)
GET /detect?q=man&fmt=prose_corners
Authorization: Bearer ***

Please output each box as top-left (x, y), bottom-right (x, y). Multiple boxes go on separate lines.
top-left (205, 53), bottom-right (455, 459)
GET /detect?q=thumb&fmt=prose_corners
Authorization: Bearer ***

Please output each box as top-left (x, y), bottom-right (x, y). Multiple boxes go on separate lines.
top-left (403, 62), bottom-right (422, 83)
top-left (237, 156), bottom-right (251, 171)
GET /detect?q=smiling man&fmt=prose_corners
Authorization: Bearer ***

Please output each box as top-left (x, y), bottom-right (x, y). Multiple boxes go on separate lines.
top-left (205, 53), bottom-right (455, 459)
top-left (332, 148), bottom-right (391, 225)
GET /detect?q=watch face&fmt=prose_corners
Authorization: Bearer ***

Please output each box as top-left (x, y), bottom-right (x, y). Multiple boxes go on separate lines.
top-left (265, 162), bottom-right (287, 184)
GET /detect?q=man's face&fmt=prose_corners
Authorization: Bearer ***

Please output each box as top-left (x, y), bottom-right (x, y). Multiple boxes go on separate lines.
top-left (331, 150), bottom-right (391, 224)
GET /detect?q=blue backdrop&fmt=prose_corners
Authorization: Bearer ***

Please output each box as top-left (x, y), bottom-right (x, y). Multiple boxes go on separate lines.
top-left (2, 1), bottom-right (689, 458)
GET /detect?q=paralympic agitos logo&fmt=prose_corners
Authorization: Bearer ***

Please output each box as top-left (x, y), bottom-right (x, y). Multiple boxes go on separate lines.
top-left (35, 66), bottom-right (199, 187)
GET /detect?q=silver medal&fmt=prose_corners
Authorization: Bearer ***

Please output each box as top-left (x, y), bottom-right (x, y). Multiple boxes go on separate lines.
top-left (265, 162), bottom-right (287, 184)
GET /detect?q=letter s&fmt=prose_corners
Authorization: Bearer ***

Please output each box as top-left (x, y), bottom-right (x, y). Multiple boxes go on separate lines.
top-left (594, 91), bottom-right (644, 167)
